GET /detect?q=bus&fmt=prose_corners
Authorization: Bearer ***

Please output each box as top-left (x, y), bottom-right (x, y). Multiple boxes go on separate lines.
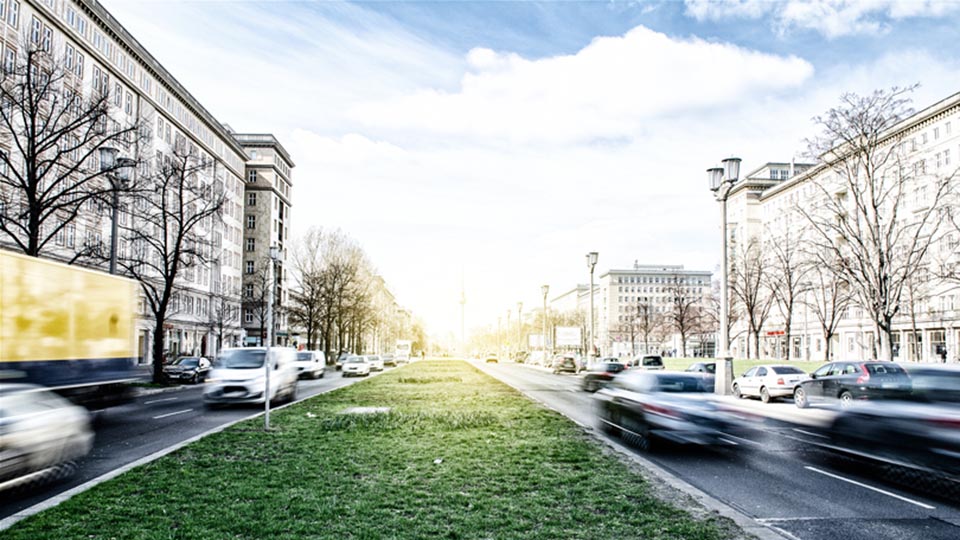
top-left (0, 250), bottom-right (140, 409)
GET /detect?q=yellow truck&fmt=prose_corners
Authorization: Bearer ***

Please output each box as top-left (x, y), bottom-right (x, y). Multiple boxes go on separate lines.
top-left (0, 249), bottom-right (139, 408)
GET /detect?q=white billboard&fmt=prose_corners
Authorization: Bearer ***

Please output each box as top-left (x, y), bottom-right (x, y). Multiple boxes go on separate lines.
top-left (555, 326), bottom-right (581, 347)
top-left (528, 334), bottom-right (544, 348)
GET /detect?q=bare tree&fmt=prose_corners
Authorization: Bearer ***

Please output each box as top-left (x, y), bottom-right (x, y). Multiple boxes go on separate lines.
top-left (765, 225), bottom-right (811, 360)
top-left (633, 299), bottom-right (662, 356)
top-left (902, 266), bottom-right (931, 361)
top-left (289, 229), bottom-right (326, 351)
top-left (242, 259), bottom-right (271, 347)
top-left (0, 44), bottom-right (142, 257)
top-left (804, 258), bottom-right (854, 362)
top-left (730, 238), bottom-right (775, 359)
top-left (116, 148), bottom-right (225, 383)
top-left (206, 286), bottom-right (239, 353)
top-left (703, 277), bottom-right (743, 355)
top-left (664, 276), bottom-right (702, 357)
top-left (800, 86), bottom-right (954, 361)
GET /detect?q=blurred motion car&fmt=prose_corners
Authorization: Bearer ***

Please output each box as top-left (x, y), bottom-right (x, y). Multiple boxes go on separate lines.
top-left (552, 354), bottom-right (579, 374)
top-left (794, 361), bottom-right (912, 409)
top-left (626, 355), bottom-right (665, 371)
top-left (485, 353), bottom-right (499, 364)
top-left (685, 362), bottom-right (716, 374)
top-left (203, 348), bottom-right (299, 407)
top-left (366, 355), bottom-right (385, 372)
top-left (293, 350), bottom-right (325, 379)
top-left (594, 371), bottom-right (735, 450)
top-left (0, 384), bottom-right (94, 489)
top-left (582, 361), bottom-right (626, 392)
top-left (162, 356), bottom-right (211, 384)
top-left (733, 364), bottom-right (806, 403)
top-left (382, 354), bottom-right (397, 367)
top-left (905, 364), bottom-right (960, 403)
top-left (342, 356), bottom-right (371, 377)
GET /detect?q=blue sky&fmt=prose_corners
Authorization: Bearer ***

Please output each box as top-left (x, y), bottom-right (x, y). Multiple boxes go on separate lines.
top-left (101, 0), bottom-right (960, 343)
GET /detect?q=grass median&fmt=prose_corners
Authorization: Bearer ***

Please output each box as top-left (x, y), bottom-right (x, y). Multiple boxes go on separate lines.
top-left (5, 360), bottom-right (738, 539)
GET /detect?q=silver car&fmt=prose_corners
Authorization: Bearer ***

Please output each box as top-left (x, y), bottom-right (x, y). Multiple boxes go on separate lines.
top-left (366, 355), bottom-right (384, 372)
top-left (732, 364), bottom-right (807, 403)
top-left (204, 348), bottom-right (299, 407)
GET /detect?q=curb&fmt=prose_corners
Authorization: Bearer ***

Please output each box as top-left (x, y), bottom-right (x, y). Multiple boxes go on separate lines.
top-left (474, 361), bottom-right (789, 540)
top-left (0, 384), bottom-right (323, 532)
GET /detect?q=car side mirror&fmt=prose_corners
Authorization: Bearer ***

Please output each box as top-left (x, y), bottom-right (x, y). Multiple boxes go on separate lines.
top-left (810, 373), bottom-right (817, 379)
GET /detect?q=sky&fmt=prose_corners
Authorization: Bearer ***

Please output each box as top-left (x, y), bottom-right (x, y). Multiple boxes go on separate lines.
top-left (100, 0), bottom-right (960, 345)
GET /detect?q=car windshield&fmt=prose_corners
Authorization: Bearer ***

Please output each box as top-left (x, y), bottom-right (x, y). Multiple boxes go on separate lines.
top-left (772, 366), bottom-right (805, 375)
top-left (346, 357), bottom-right (365, 364)
top-left (654, 374), bottom-right (712, 393)
top-left (643, 357), bottom-right (663, 366)
top-left (866, 364), bottom-right (906, 375)
top-left (214, 350), bottom-right (265, 369)
top-left (296, 353), bottom-right (313, 361)
top-left (174, 358), bottom-right (199, 368)
top-left (605, 363), bottom-right (624, 373)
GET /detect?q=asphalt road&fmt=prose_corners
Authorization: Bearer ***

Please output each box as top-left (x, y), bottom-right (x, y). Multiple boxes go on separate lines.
top-left (476, 361), bottom-right (960, 540)
top-left (0, 367), bottom-right (380, 521)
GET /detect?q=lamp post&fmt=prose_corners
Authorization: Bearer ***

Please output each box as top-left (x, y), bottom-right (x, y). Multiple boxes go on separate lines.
top-left (586, 251), bottom-right (598, 367)
top-left (98, 147), bottom-right (135, 275)
top-left (497, 316), bottom-right (502, 359)
top-left (541, 285), bottom-right (549, 358)
top-left (264, 245), bottom-right (280, 430)
top-left (506, 309), bottom-right (512, 358)
top-left (708, 157), bottom-right (740, 395)
top-left (517, 302), bottom-right (523, 359)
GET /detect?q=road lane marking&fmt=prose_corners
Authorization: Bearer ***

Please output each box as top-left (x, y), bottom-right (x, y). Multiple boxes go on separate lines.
top-left (720, 433), bottom-right (764, 446)
top-left (144, 397), bottom-right (178, 405)
top-left (152, 409), bottom-right (193, 420)
top-left (803, 466), bottom-right (935, 509)
top-left (718, 437), bottom-right (740, 446)
top-left (792, 428), bottom-right (828, 439)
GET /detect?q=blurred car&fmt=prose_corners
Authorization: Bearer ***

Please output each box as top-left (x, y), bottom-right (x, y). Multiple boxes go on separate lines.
top-left (733, 364), bottom-right (806, 403)
top-left (382, 354), bottom-right (397, 367)
top-left (794, 361), bottom-right (912, 409)
top-left (203, 348), bottom-right (299, 407)
top-left (626, 355), bottom-right (665, 371)
top-left (0, 384), bottom-right (94, 487)
top-left (162, 356), bottom-right (211, 384)
top-left (904, 364), bottom-right (960, 403)
top-left (685, 362), bottom-right (716, 374)
top-left (366, 355), bottom-right (384, 372)
top-left (335, 352), bottom-right (350, 371)
top-left (485, 353), bottom-right (499, 364)
top-left (552, 354), bottom-right (579, 374)
top-left (342, 356), bottom-right (371, 377)
top-left (582, 361), bottom-right (626, 392)
top-left (293, 350), bottom-right (325, 380)
top-left (594, 371), bottom-right (734, 450)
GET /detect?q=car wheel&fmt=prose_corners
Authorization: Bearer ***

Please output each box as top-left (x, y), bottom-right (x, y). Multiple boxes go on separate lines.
top-left (319, 371), bottom-right (325, 379)
top-left (839, 390), bottom-right (854, 408)
top-left (732, 383), bottom-right (743, 399)
top-left (190, 373), bottom-right (199, 384)
top-left (760, 387), bottom-right (771, 403)
top-left (288, 383), bottom-right (298, 403)
top-left (794, 387), bottom-right (809, 409)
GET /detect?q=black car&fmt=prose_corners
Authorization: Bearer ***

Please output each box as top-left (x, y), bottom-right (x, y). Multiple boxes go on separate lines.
top-left (163, 356), bottom-right (211, 384)
top-left (552, 355), bottom-right (578, 374)
top-left (582, 361), bottom-right (626, 392)
top-left (794, 361), bottom-right (912, 408)
top-left (685, 362), bottom-right (716, 374)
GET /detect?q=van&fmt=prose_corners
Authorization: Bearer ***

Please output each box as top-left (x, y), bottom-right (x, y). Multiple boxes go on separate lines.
top-left (628, 355), bottom-right (665, 371)
top-left (293, 350), bottom-right (326, 379)
top-left (204, 347), bottom-right (299, 407)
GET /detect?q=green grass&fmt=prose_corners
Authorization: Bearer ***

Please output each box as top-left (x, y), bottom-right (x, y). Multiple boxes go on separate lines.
top-left (5, 360), bottom-right (737, 540)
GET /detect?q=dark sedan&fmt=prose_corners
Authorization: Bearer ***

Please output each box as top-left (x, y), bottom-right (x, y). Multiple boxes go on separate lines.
top-left (794, 361), bottom-right (912, 408)
top-left (582, 361), bottom-right (626, 392)
top-left (594, 371), bottom-right (736, 450)
top-left (685, 362), bottom-right (716, 374)
top-left (551, 355), bottom-right (578, 374)
top-left (162, 356), bottom-right (211, 384)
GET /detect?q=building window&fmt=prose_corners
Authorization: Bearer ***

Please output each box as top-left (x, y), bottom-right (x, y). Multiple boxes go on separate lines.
top-left (244, 284), bottom-right (253, 298)
top-left (245, 238), bottom-right (255, 252)
top-left (75, 53), bottom-right (83, 78)
top-left (125, 91), bottom-right (133, 115)
top-left (244, 309), bottom-right (253, 324)
top-left (7, 1), bottom-right (18, 27)
top-left (934, 127), bottom-right (940, 140)
top-left (245, 261), bottom-right (254, 274)
top-left (65, 44), bottom-right (74, 70)
top-left (113, 83), bottom-right (122, 107)
top-left (246, 215), bottom-right (255, 229)
top-left (247, 170), bottom-right (257, 183)
top-left (247, 192), bottom-right (256, 206)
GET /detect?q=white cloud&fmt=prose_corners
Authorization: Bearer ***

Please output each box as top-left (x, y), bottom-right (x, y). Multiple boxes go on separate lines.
top-left (685, 0), bottom-right (960, 38)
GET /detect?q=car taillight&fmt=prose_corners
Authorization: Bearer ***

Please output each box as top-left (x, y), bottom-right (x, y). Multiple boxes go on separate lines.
top-left (856, 364), bottom-right (870, 384)
top-left (776, 378), bottom-right (784, 385)
top-left (929, 418), bottom-right (960, 429)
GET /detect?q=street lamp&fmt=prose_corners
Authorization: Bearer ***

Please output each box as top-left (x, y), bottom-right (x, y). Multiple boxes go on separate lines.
top-left (708, 157), bottom-right (740, 395)
top-left (586, 251), bottom-right (598, 367)
top-left (99, 147), bottom-right (135, 275)
top-left (541, 285), bottom-right (549, 358)
top-left (497, 316), bottom-right (502, 359)
top-left (264, 244), bottom-right (280, 430)
top-left (517, 302), bottom-right (523, 359)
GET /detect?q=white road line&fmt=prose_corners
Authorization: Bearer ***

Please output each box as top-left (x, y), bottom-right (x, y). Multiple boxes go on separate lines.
top-left (152, 409), bottom-right (193, 420)
top-left (803, 466), bottom-right (936, 509)
top-left (720, 433), bottom-right (764, 446)
top-left (144, 397), bottom-right (178, 405)
top-left (793, 428), bottom-right (829, 439)
top-left (718, 437), bottom-right (741, 446)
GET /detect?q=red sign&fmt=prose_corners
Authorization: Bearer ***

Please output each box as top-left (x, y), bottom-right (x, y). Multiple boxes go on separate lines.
top-left (766, 330), bottom-right (785, 336)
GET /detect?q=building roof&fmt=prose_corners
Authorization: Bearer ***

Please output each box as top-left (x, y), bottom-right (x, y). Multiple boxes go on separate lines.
top-left (232, 133), bottom-right (296, 167)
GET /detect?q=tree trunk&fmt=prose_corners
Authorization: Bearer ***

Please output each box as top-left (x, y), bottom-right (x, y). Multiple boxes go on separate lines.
top-left (879, 316), bottom-right (894, 362)
top-left (152, 316), bottom-right (166, 384)
top-left (824, 330), bottom-right (832, 362)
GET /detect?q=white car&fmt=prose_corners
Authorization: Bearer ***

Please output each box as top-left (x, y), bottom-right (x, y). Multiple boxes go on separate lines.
top-left (366, 355), bottom-right (384, 372)
top-left (342, 356), bottom-right (371, 377)
top-left (293, 350), bottom-right (325, 379)
top-left (204, 347), bottom-right (299, 407)
top-left (732, 364), bottom-right (807, 403)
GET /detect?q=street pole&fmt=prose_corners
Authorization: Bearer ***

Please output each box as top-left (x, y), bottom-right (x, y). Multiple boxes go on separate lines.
top-left (586, 252), bottom-right (598, 367)
top-left (541, 285), bottom-right (549, 359)
top-left (708, 158), bottom-right (740, 396)
top-left (517, 302), bottom-right (523, 359)
top-left (497, 316), bottom-right (502, 359)
top-left (264, 245), bottom-right (280, 430)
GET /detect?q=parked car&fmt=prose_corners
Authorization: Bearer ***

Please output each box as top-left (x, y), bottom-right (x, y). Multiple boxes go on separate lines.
top-left (342, 356), bottom-right (371, 377)
top-left (793, 361), bottom-right (912, 409)
top-left (552, 354), bottom-right (579, 374)
top-left (366, 355), bottom-right (385, 372)
top-left (594, 371), bottom-right (735, 450)
top-left (382, 354), bottom-right (397, 367)
top-left (732, 364), bottom-right (806, 403)
top-left (582, 361), bottom-right (626, 392)
top-left (485, 353), bottom-right (499, 364)
top-left (203, 347), bottom-right (299, 407)
top-left (626, 355), bottom-right (665, 371)
top-left (335, 352), bottom-right (350, 371)
top-left (293, 350), bottom-right (325, 379)
top-left (163, 356), bottom-right (211, 384)
top-left (0, 384), bottom-right (94, 487)
top-left (685, 362), bottom-right (716, 374)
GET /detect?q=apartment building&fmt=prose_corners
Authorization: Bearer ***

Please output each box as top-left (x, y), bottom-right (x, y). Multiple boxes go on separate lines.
top-left (0, 1), bottom-right (290, 362)
top-left (725, 90), bottom-right (960, 362)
